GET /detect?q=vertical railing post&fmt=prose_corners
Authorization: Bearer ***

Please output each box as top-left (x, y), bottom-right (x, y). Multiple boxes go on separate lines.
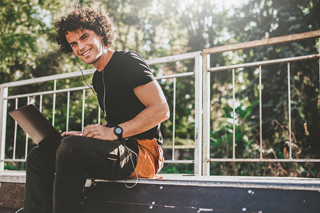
top-left (82, 89), bottom-right (86, 132)
top-left (232, 69), bottom-right (236, 159)
top-left (52, 80), bottom-right (57, 127)
top-left (66, 91), bottom-right (70, 132)
top-left (0, 87), bottom-right (8, 171)
top-left (13, 99), bottom-right (18, 160)
top-left (194, 52), bottom-right (203, 176)
top-left (202, 54), bottom-right (211, 176)
top-left (259, 66), bottom-right (263, 159)
top-left (287, 62), bottom-right (292, 159)
top-left (25, 97), bottom-right (30, 159)
top-left (172, 78), bottom-right (176, 162)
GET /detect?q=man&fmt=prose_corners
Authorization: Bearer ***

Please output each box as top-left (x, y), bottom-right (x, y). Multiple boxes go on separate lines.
top-left (17, 6), bottom-right (169, 213)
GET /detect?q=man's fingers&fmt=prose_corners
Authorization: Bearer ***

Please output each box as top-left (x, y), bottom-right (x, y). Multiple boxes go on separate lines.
top-left (61, 131), bottom-right (82, 137)
top-left (85, 131), bottom-right (99, 138)
top-left (83, 125), bottom-right (97, 134)
top-left (87, 133), bottom-right (94, 138)
top-left (83, 125), bottom-right (94, 136)
top-left (82, 124), bottom-right (110, 139)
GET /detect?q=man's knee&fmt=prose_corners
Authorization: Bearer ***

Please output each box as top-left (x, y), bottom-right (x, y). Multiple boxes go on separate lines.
top-left (56, 136), bottom-right (87, 162)
top-left (26, 146), bottom-right (45, 164)
top-left (26, 146), bottom-right (56, 171)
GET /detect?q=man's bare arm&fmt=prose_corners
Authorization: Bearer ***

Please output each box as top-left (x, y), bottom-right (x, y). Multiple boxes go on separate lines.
top-left (120, 79), bottom-right (170, 138)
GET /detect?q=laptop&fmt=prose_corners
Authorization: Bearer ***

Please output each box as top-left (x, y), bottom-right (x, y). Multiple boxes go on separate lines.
top-left (9, 104), bottom-right (62, 149)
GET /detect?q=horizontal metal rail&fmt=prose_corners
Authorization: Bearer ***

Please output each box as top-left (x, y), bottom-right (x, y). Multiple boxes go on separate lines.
top-left (206, 159), bottom-right (320, 163)
top-left (203, 30), bottom-right (320, 54)
top-left (208, 54), bottom-right (320, 72)
top-left (4, 72), bottom-right (195, 101)
top-left (4, 86), bottom-right (90, 100)
top-left (147, 51), bottom-right (202, 65)
top-left (1, 159), bottom-right (26, 162)
top-left (2, 158), bottom-right (195, 164)
top-left (165, 160), bottom-right (194, 164)
top-left (0, 51), bottom-right (200, 89)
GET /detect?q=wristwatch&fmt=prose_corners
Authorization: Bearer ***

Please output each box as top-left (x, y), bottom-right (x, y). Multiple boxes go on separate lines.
top-left (114, 125), bottom-right (123, 140)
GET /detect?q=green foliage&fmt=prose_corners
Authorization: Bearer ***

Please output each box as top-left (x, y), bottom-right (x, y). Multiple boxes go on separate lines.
top-left (160, 163), bottom-right (194, 175)
top-left (4, 162), bottom-right (25, 171)
top-left (0, 0), bottom-right (75, 84)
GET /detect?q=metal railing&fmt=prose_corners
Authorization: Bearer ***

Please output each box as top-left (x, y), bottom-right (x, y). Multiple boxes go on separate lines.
top-left (202, 30), bottom-right (320, 176)
top-left (2, 30), bottom-right (320, 177)
top-left (0, 51), bottom-right (203, 175)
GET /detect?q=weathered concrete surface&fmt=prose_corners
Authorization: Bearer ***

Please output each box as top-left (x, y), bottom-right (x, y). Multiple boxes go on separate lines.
top-left (0, 182), bottom-right (24, 209)
top-left (0, 171), bottom-right (25, 184)
top-left (76, 175), bottom-right (320, 213)
top-left (0, 171), bottom-right (25, 209)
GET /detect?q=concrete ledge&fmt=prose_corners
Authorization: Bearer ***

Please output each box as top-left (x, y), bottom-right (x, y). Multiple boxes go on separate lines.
top-left (0, 171), bottom-right (26, 184)
top-left (0, 171), bottom-right (93, 187)
top-left (95, 173), bottom-right (320, 191)
top-left (1, 171), bottom-right (320, 191)
top-left (79, 176), bottom-right (320, 213)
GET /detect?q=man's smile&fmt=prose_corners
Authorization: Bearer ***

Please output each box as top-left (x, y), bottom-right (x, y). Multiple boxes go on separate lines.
top-left (81, 48), bottom-right (92, 56)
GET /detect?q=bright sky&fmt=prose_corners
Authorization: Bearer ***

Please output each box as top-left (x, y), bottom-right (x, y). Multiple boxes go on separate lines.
top-left (222, 0), bottom-right (248, 7)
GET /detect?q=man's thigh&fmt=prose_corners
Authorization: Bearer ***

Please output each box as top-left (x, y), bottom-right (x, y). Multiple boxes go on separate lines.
top-left (57, 136), bottom-right (138, 180)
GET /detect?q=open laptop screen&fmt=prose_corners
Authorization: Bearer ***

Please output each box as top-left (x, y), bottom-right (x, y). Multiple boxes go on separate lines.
top-left (9, 104), bottom-right (62, 149)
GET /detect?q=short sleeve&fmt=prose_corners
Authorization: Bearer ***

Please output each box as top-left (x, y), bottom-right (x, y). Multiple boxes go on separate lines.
top-left (120, 52), bottom-right (155, 89)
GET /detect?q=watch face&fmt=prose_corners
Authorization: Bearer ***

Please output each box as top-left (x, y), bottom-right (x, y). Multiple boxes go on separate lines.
top-left (115, 127), bottom-right (122, 134)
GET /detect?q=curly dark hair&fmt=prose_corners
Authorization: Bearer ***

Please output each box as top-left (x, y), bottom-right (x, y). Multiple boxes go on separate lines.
top-left (55, 7), bottom-right (116, 53)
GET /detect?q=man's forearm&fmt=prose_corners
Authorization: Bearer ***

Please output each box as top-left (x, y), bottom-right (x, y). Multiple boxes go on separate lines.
top-left (119, 101), bottom-right (170, 138)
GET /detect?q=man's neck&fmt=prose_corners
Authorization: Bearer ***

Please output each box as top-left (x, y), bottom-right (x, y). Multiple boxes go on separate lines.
top-left (94, 48), bottom-right (114, 72)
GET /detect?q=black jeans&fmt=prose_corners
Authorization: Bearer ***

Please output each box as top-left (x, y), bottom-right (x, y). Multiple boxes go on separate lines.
top-left (23, 136), bottom-right (138, 213)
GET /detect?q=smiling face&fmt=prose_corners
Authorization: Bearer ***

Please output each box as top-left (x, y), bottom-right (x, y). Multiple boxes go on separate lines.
top-left (65, 29), bottom-right (104, 69)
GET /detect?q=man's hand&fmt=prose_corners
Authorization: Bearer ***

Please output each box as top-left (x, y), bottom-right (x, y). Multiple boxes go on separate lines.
top-left (82, 124), bottom-right (117, 140)
top-left (61, 131), bottom-right (83, 137)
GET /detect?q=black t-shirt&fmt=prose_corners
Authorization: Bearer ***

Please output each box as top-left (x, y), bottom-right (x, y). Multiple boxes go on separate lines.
top-left (92, 51), bottom-right (163, 144)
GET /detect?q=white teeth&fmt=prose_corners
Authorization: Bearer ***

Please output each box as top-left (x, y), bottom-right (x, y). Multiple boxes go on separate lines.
top-left (82, 49), bottom-right (91, 56)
